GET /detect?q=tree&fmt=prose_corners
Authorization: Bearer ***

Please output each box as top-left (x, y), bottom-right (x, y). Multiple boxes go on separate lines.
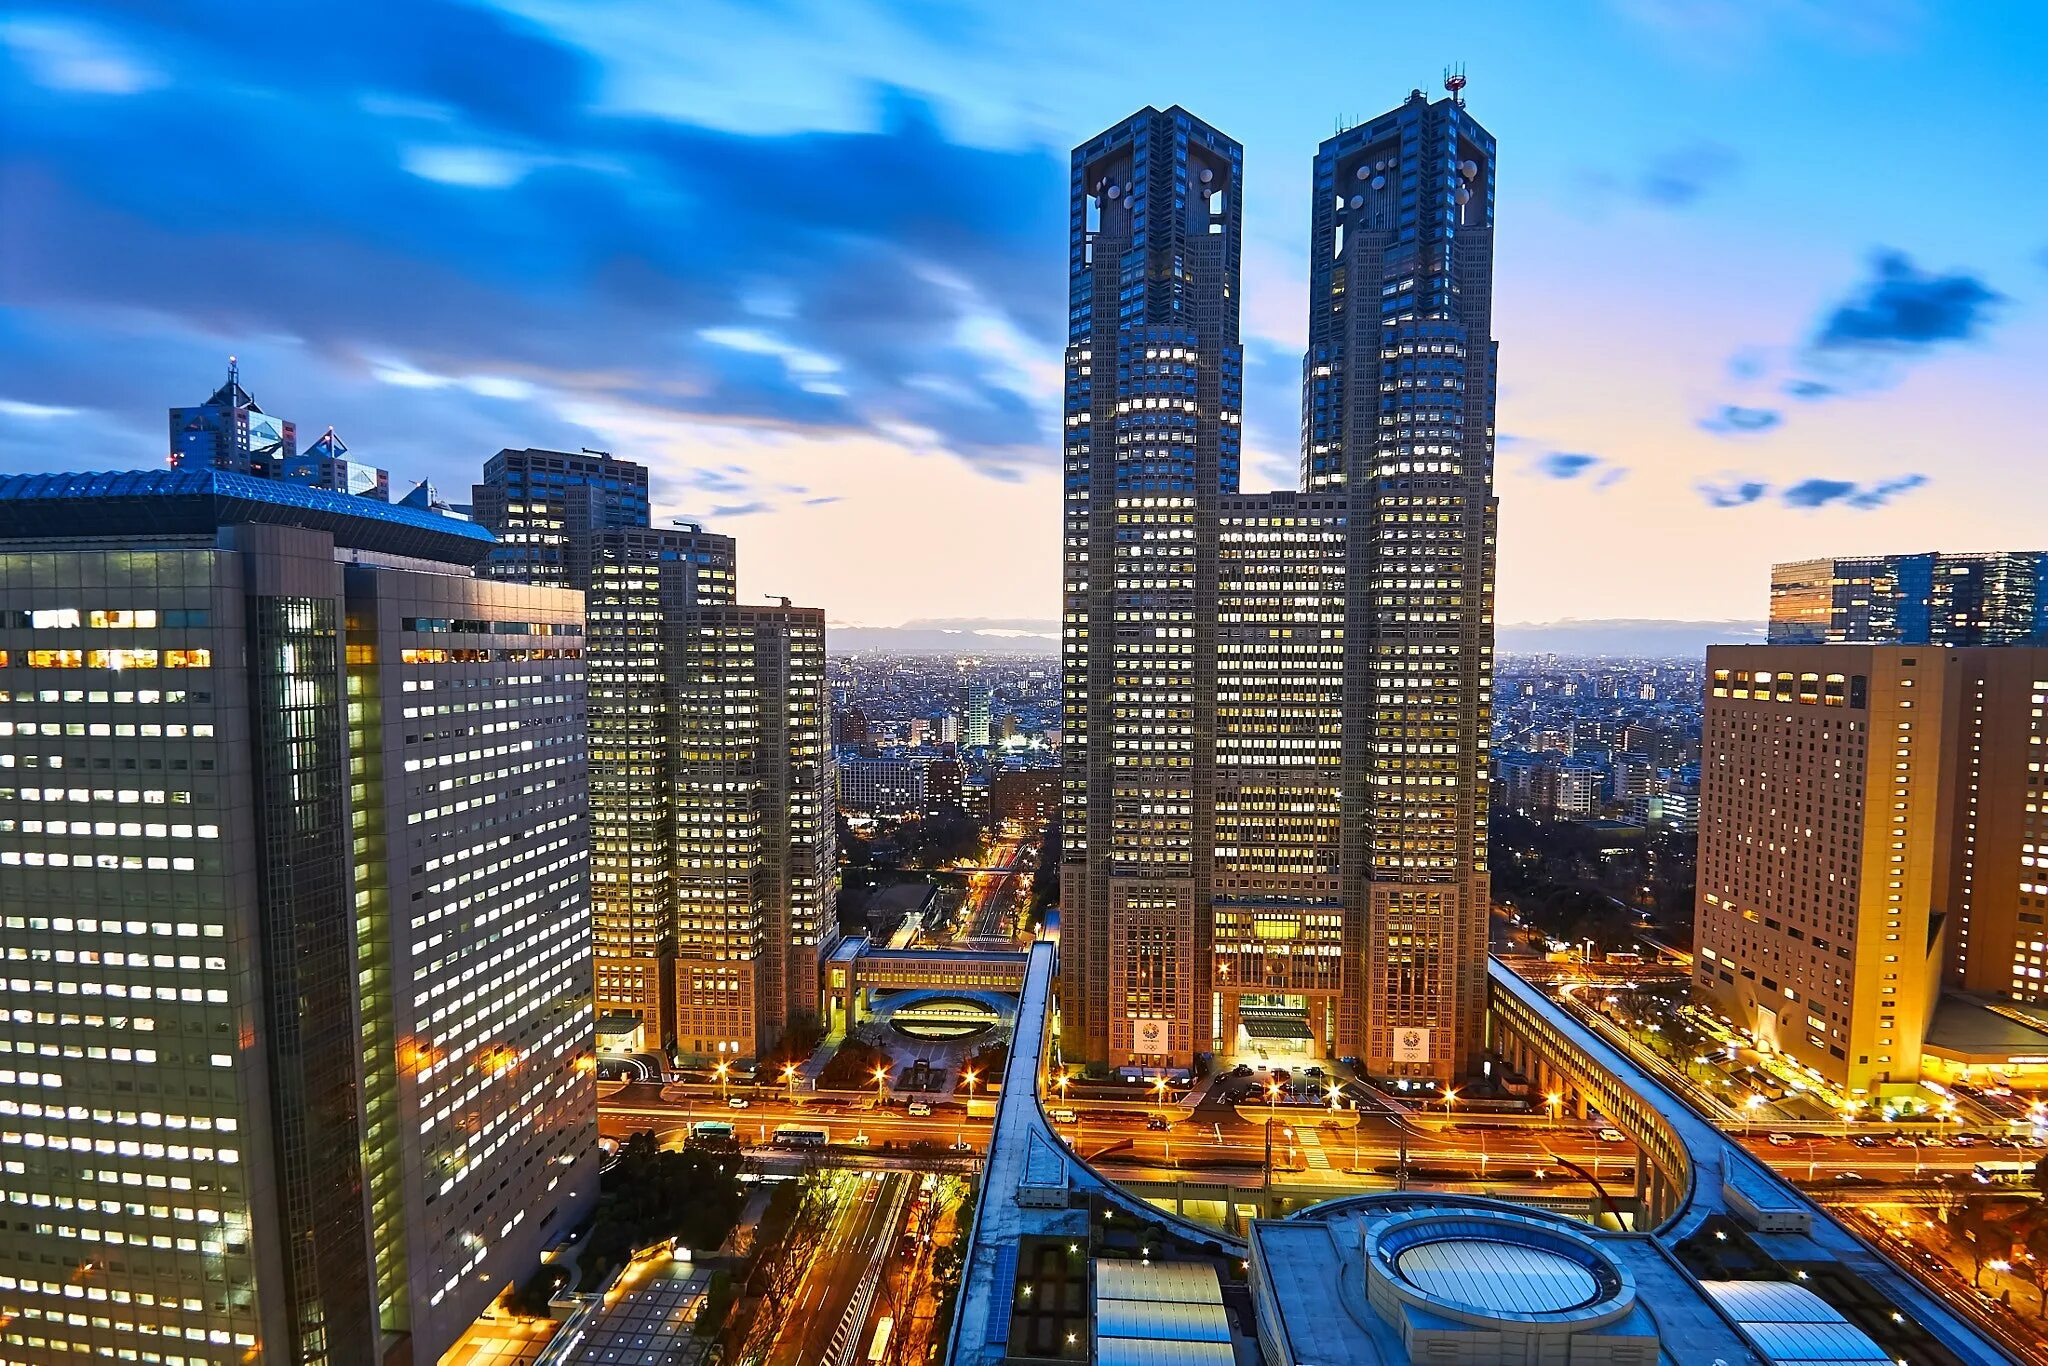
top-left (1950, 1197), bottom-right (2007, 1287)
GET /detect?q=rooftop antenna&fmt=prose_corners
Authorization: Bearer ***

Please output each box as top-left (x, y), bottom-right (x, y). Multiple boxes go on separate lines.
top-left (227, 355), bottom-right (239, 397)
top-left (1444, 64), bottom-right (1467, 106)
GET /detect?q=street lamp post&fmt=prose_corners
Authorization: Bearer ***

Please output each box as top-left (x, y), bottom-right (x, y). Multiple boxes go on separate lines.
top-left (1443, 1088), bottom-right (1459, 1122)
top-left (715, 1061), bottom-right (729, 1105)
top-left (874, 1066), bottom-right (890, 1107)
top-left (782, 1062), bottom-right (799, 1107)
top-left (1743, 1093), bottom-right (1764, 1137)
top-left (1264, 1081), bottom-right (1282, 1194)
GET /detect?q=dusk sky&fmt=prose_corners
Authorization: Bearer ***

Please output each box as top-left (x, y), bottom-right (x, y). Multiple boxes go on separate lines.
top-left (4, 1), bottom-right (2044, 643)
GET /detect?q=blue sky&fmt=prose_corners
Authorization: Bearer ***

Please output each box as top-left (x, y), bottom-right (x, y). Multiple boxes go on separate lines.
top-left (3, 1), bottom-right (2045, 634)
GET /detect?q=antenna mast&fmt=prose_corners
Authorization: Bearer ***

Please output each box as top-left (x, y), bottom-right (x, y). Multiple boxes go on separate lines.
top-left (1444, 64), bottom-right (1467, 106)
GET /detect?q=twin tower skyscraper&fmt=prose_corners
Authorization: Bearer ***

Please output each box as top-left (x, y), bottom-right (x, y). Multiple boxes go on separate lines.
top-left (1059, 88), bottom-right (1498, 1082)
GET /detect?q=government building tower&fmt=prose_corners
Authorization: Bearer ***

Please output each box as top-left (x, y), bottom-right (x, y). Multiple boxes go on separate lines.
top-left (1060, 85), bottom-right (1496, 1083)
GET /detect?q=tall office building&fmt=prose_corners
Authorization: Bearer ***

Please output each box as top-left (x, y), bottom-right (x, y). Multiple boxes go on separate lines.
top-left (1305, 89), bottom-right (1498, 1077)
top-left (472, 448), bottom-right (652, 587)
top-left (473, 453), bottom-right (833, 1063)
top-left (1695, 645), bottom-right (2048, 1094)
top-left (1061, 105), bottom-right (1243, 1073)
top-left (670, 603), bottom-right (836, 1060)
top-left (1060, 88), bottom-right (1495, 1081)
top-left (0, 469), bottom-right (598, 1365)
top-left (168, 360), bottom-right (296, 478)
top-left (962, 677), bottom-right (993, 749)
top-left (1769, 552), bottom-right (2048, 646)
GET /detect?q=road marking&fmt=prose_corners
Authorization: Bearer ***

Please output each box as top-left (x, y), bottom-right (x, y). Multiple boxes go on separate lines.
top-left (1296, 1129), bottom-right (1331, 1170)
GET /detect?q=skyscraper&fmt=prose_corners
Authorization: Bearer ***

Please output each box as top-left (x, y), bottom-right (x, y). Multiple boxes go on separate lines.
top-left (1059, 88), bottom-right (1496, 1081)
top-left (962, 676), bottom-right (993, 749)
top-left (473, 453), bottom-right (835, 1063)
top-left (1061, 106), bottom-right (1243, 1072)
top-left (168, 359), bottom-right (296, 478)
top-left (1769, 552), bottom-right (2048, 645)
top-left (0, 469), bottom-right (598, 1365)
top-left (1306, 88), bottom-right (1498, 1077)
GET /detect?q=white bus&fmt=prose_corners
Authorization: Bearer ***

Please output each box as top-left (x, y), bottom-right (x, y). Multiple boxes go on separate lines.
top-left (1972, 1160), bottom-right (2036, 1185)
top-left (866, 1315), bottom-right (894, 1365)
top-left (773, 1124), bottom-right (829, 1148)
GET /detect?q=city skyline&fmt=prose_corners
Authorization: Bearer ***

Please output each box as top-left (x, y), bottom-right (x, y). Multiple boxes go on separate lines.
top-left (7, 3), bottom-right (2048, 641)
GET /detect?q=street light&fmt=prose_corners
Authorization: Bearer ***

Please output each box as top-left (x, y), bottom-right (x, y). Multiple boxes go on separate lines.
top-left (782, 1062), bottom-right (799, 1107)
top-left (715, 1061), bottom-right (729, 1104)
top-left (1546, 1092), bottom-right (1564, 1123)
top-left (1151, 1075), bottom-right (1168, 1108)
top-left (1744, 1093), bottom-right (1764, 1136)
top-left (1443, 1088), bottom-right (1459, 1121)
top-left (873, 1065), bottom-right (890, 1107)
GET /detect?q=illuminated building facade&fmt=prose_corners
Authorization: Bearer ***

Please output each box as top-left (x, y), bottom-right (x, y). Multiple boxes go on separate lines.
top-left (1769, 552), bottom-right (2048, 646)
top-left (471, 448), bottom-right (652, 587)
top-left (473, 454), bottom-right (833, 1063)
top-left (670, 604), bottom-right (836, 1062)
top-left (0, 470), bottom-right (598, 1365)
top-left (1062, 91), bottom-right (1495, 1081)
top-left (1696, 644), bottom-right (2048, 1093)
top-left (963, 678), bottom-right (993, 749)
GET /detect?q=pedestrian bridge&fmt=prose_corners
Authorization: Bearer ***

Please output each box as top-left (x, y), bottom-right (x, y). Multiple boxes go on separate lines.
top-left (821, 937), bottom-right (1028, 1035)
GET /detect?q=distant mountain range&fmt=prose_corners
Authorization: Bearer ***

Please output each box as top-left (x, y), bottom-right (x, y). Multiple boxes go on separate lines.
top-left (828, 616), bottom-right (1765, 658)
top-left (1496, 618), bottom-right (1765, 657)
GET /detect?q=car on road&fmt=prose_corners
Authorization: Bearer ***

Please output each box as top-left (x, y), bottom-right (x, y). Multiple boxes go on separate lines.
top-left (1051, 1107), bottom-right (1078, 1123)
top-left (1949, 1132), bottom-right (1983, 1147)
top-left (1851, 1133), bottom-right (1883, 1148)
top-left (727, 1096), bottom-right (750, 1110)
top-left (1146, 1116), bottom-right (1169, 1131)
top-left (1766, 1132), bottom-right (1798, 1146)
top-left (1833, 1171), bottom-right (1871, 1183)
top-left (907, 1101), bottom-right (932, 1117)
top-left (950, 1139), bottom-right (974, 1152)
top-left (1887, 1134), bottom-right (1918, 1148)
top-left (1597, 1128), bottom-right (1626, 1143)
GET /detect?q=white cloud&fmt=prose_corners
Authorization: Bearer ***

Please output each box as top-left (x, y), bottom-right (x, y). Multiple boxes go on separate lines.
top-left (399, 145), bottom-right (537, 189)
top-left (2, 18), bottom-right (162, 95)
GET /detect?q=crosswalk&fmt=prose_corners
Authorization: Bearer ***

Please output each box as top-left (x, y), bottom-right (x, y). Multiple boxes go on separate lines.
top-left (1295, 1127), bottom-right (1332, 1170)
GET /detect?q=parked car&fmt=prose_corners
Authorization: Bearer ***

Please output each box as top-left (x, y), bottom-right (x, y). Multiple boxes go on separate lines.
top-left (727, 1095), bottom-right (750, 1110)
top-left (1146, 1115), bottom-right (1169, 1132)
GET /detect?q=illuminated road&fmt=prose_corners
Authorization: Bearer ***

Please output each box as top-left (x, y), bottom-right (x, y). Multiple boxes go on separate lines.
top-left (955, 832), bottom-right (1026, 944)
top-left (763, 1169), bottom-right (909, 1366)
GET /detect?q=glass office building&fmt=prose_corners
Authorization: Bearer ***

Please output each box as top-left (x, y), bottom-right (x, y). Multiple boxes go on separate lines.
top-left (0, 470), bottom-right (598, 1364)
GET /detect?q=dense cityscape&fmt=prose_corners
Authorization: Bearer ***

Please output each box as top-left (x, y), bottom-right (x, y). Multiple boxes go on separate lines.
top-left (6, 8), bottom-right (2048, 1366)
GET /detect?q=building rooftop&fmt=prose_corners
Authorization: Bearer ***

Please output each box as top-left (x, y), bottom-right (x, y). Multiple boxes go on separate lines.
top-left (0, 467), bottom-right (495, 566)
top-left (1925, 992), bottom-right (2048, 1060)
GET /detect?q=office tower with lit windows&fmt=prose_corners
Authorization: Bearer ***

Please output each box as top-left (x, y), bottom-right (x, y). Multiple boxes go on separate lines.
top-left (473, 454), bottom-right (832, 1063)
top-left (669, 603), bottom-right (836, 1061)
top-left (1304, 89), bottom-right (1498, 1079)
top-left (1696, 644), bottom-right (2048, 1095)
top-left (962, 677), bottom-right (993, 749)
top-left (0, 469), bottom-right (598, 1366)
top-left (1060, 91), bottom-right (1495, 1082)
top-left (1061, 105), bottom-right (1243, 1072)
top-left (168, 359), bottom-right (297, 478)
top-left (471, 448), bottom-right (652, 586)
top-left (1769, 552), bottom-right (2048, 645)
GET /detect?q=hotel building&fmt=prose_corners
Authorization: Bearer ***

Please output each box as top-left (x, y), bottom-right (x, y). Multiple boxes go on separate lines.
top-left (1695, 644), bottom-right (2048, 1094)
